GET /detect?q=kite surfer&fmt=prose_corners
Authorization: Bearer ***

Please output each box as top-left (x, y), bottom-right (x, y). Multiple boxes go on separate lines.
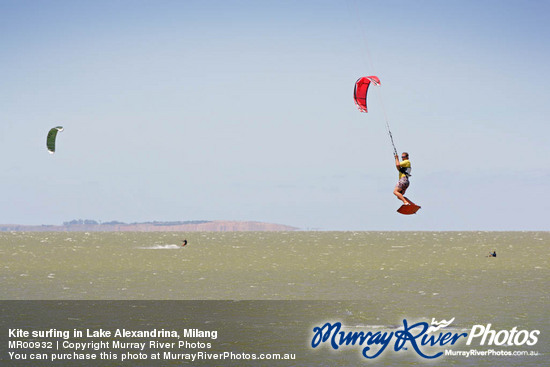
top-left (394, 152), bottom-right (413, 205)
top-left (352, 76), bottom-right (420, 214)
top-left (182, 239), bottom-right (188, 247)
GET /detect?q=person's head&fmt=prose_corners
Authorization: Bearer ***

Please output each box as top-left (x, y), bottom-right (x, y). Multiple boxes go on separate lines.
top-left (401, 152), bottom-right (409, 160)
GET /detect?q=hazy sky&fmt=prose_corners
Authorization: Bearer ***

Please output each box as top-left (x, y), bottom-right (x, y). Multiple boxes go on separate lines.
top-left (1, 0), bottom-right (549, 230)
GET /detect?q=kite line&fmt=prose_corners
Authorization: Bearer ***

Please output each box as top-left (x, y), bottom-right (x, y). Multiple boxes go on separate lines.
top-left (347, 0), bottom-right (398, 156)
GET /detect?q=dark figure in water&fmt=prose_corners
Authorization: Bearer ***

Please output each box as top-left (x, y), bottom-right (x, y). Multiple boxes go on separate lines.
top-left (182, 239), bottom-right (188, 247)
top-left (488, 250), bottom-right (496, 257)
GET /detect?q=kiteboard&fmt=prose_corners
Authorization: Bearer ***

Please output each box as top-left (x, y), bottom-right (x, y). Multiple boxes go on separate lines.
top-left (397, 204), bottom-right (421, 215)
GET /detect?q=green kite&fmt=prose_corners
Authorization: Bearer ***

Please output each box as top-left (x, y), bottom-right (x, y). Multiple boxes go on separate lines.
top-left (47, 126), bottom-right (64, 154)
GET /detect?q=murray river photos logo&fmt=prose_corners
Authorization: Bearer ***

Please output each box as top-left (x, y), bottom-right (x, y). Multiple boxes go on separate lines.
top-left (310, 318), bottom-right (540, 360)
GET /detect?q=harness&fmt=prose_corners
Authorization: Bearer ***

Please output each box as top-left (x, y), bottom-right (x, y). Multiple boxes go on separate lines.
top-left (399, 167), bottom-right (411, 177)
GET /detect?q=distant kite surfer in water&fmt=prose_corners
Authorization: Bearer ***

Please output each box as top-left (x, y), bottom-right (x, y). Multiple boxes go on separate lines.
top-left (182, 239), bottom-right (188, 247)
top-left (394, 152), bottom-right (421, 215)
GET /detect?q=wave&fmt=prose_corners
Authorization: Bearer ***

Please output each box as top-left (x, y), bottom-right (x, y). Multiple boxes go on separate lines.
top-left (137, 244), bottom-right (181, 250)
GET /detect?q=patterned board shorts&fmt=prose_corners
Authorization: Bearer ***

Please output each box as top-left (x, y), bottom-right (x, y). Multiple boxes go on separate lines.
top-left (395, 176), bottom-right (409, 192)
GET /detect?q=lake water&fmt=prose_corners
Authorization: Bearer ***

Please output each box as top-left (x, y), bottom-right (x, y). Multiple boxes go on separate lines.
top-left (1, 231), bottom-right (548, 366)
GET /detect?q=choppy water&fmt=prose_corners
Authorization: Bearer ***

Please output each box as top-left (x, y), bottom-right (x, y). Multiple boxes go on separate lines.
top-left (1, 231), bottom-right (548, 366)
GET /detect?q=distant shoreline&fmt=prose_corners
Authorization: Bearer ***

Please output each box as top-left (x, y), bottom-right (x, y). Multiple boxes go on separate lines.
top-left (0, 220), bottom-right (299, 232)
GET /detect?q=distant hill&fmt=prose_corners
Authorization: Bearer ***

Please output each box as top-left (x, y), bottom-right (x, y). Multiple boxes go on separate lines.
top-left (0, 220), bottom-right (298, 232)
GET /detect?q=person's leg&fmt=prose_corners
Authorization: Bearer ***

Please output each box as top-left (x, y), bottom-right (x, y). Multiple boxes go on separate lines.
top-left (394, 178), bottom-right (412, 205)
top-left (393, 187), bottom-right (409, 204)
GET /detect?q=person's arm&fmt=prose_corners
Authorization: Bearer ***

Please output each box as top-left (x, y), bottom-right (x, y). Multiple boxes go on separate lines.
top-left (395, 154), bottom-right (401, 171)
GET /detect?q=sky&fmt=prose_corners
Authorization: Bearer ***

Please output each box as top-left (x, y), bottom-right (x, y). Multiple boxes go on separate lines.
top-left (1, 0), bottom-right (549, 231)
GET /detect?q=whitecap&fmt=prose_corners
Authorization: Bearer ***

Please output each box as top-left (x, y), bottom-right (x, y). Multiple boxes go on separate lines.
top-left (138, 245), bottom-right (181, 250)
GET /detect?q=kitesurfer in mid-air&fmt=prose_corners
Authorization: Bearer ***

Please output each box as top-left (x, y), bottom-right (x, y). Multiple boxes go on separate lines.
top-left (394, 152), bottom-right (413, 205)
